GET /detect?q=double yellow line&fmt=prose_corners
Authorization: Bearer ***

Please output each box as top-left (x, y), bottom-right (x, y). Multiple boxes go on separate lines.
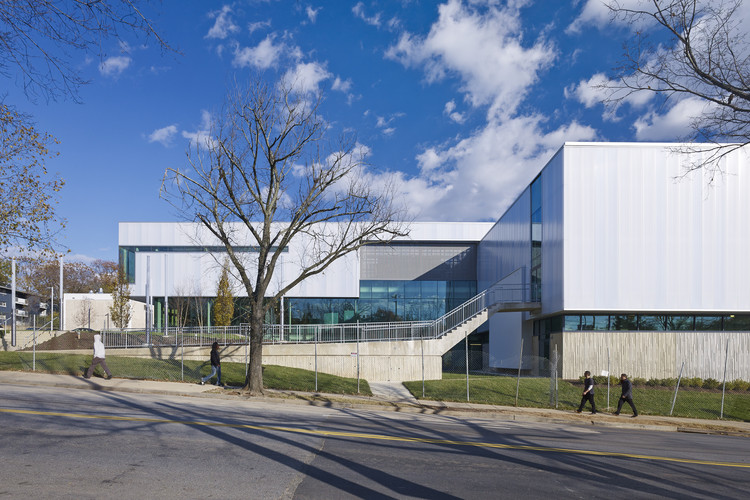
top-left (2, 407), bottom-right (747, 469)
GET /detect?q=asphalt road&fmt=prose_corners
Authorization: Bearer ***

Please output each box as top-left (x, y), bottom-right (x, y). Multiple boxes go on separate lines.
top-left (0, 384), bottom-right (748, 499)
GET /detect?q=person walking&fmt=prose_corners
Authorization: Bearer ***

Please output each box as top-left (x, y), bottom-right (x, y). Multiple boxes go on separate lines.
top-left (200, 342), bottom-right (222, 386)
top-left (84, 334), bottom-right (113, 380)
top-left (614, 373), bottom-right (638, 417)
top-left (576, 370), bottom-right (596, 414)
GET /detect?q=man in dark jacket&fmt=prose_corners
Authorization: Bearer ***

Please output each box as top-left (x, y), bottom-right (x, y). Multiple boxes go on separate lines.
top-left (576, 370), bottom-right (596, 414)
top-left (614, 373), bottom-right (638, 417)
top-left (200, 342), bottom-right (222, 386)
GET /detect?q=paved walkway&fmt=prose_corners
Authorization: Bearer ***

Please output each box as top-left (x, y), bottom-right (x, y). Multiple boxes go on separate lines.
top-left (369, 381), bottom-right (419, 404)
top-left (1, 370), bottom-right (748, 437)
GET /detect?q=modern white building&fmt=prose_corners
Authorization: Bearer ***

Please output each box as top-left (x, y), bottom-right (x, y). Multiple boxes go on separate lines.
top-left (119, 142), bottom-right (750, 380)
top-left (480, 142), bottom-right (750, 379)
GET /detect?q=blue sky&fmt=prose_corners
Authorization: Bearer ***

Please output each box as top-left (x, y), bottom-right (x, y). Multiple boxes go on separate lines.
top-left (5, 0), bottom-right (702, 263)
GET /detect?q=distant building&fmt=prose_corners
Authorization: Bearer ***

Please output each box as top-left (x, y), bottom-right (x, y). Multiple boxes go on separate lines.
top-left (0, 285), bottom-right (48, 327)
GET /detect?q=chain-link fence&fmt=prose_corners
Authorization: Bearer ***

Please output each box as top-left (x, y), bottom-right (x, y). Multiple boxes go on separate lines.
top-left (2, 325), bottom-right (749, 421)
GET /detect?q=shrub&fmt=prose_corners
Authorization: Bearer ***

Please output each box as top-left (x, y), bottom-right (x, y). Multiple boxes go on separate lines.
top-left (728, 379), bottom-right (750, 391)
top-left (702, 378), bottom-right (721, 390)
top-left (646, 378), bottom-right (660, 387)
top-left (685, 377), bottom-right (703, 388)
top-left (662, 378), bottom-right (678, 387)
top-left (631, 377), bottom-right (647, 386)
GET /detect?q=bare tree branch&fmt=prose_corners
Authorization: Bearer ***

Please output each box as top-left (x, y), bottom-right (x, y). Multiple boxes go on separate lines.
top-left (601, 0), bottom-right (750, 171)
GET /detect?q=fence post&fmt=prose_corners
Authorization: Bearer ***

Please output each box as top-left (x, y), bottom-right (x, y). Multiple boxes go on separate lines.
top-left (515, 338), bottom-right (524, 406)
top-left (465, 327), bottom-right (469, 402)
top-left (670, 361), bottom-right (685, 416)
top-left (606, 330), bottom-right (611, 411)
top-left (180, 328), bottom-right (184, 382)
top-left (33, 315), bottom-right (36, 371)
top-left (554, 344), bottom-right (559, 409)
top-left (356, 321), bottom-right (360, 394)
top-left (315, 325), bottom-right (319, 393)
top-left (720, 338), bottom-right (730, 420)
top-left (421, 335), bottom-right (425, 399)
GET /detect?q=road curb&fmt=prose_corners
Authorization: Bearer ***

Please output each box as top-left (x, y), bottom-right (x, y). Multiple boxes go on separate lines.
top-left (2, 372), bottom-right (748, 437)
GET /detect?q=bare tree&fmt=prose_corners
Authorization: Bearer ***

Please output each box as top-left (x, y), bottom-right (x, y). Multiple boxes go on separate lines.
top-left (171, 284), bottom-right (191, 332)
top-left (162, 77), bottom-right (408, 394)
top-left (602, 0), bottom-right (750, 170)
top-left (1, 0), bottom-right (173, 102)
top-left (74, 297), bottom-right (94, 329)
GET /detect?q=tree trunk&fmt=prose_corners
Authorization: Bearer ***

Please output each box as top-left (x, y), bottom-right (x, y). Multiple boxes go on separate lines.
top-left (243, 305), bottom-right (265, 394)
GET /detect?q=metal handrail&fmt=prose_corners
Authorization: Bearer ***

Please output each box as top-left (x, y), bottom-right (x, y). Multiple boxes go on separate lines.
top-left (102, 268), bottom-right (539, 348)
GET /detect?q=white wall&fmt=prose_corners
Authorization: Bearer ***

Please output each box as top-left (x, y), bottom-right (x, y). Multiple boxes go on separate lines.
top-left (563, 143), bottom-right (750, 313)
top-left (64, 293), bottom-right (150, 330)
top-left (120, 221), bottom-right (491, 299)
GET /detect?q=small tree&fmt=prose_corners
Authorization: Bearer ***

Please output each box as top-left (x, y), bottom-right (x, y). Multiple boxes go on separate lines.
top-left (162, 77), bottom-right (408, 394)
top-left (213, 261), bottom-right (235, 327)
top-left (109, 268), bottom-right (132, 329)
top-left (75, 297), bottom-right (94, 329)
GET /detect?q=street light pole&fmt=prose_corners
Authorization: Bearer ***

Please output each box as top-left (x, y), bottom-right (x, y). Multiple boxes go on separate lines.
top-left (50, 286), bottom-right (54, 334)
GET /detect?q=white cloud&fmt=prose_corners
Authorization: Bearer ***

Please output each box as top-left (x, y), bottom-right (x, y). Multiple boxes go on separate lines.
top-left (564, 72), bottom-right (653, 121)
top-left (379, 115), bottom-right (597, 221)
top-left (99, 56), bottom-right (132, 77)
top-left (233, 35), bottom-right (289, 69)
top-left (282, 62), bottom-right (331, 94)
top-left (443, 100), bottom-right (465, 123)
top-left (148, 124), bottom-right (178, 146)
top-left (374, 113), bottom-right (403, 135)
top-left (352, 2), bottom-right (382, 27)
top-left (633, 97), bottom-right (707, 141)
top-left (567, 0), bottom-right (659, 34)
top-left (206, 5), bottom-right (240, 39)
top-left (248, 20), bottom-right (271, 34)
top-left (182, 110), bottom-right (214, 149)
top-left (306, 6), bottom-right (321, 23)
top-left (332, 76), bottom-right (352, 93)
top-left (376, 0), bottom-right (598, 221)
top-left (386, 0), bottom-right (556, 118)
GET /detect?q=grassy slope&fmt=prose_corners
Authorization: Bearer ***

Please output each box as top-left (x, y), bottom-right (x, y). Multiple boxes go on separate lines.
top-left (402, 373), bottom-right (750, 422)
top-left (0, 351), bottom-right (371, 396)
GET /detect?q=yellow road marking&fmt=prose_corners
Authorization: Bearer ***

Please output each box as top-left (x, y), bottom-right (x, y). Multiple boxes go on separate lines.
top-left (1, 407), bottom-right (748, 469)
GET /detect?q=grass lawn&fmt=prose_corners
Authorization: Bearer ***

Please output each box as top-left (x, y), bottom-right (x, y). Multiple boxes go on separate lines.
top-left (402, 372), bottom-right (750, 422)
top-left (0, 351), bottom-right (371, 396)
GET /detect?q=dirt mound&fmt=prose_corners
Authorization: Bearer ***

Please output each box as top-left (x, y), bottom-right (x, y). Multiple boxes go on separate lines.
top-left (26, 331), bottom-right (97, 351)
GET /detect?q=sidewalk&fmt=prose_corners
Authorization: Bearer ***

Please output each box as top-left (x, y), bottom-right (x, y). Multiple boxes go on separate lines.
top-left (1, 370), bottom-right (748, 437)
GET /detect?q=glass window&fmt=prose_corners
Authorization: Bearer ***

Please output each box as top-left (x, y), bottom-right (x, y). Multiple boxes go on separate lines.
top-left (724, 315), bottom-right (750, 331)
top-left (421, 281), bottom-right (438, 299)
top-left (592, 315), bottom-right (609, 330)
top-left (387, 281), bottom-right (404, 298)
top-left (436, 281), bottom-right (448, 299)
top-left (639, 315), bottom-right (667, 331)
top-left (403, 281), bottom-right (422, 298)
top-left (359, 282), bottom-right (371, 299)
top-left (611, 315), bottom-right (637, 330)
top-left (580, 315), bottom-right (595, 330)
top-left (370, 281), bottom-right (389, 298)
top-left (666, 315), bottom-right (694, 331)
top-left (695, 316), bottom-right (722, 331)
top-left (564, 315), bottom-right (581, 331)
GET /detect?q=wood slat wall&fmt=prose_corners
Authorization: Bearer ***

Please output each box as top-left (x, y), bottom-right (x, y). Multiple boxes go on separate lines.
top-left (561, 331), bottom-right (750, 381)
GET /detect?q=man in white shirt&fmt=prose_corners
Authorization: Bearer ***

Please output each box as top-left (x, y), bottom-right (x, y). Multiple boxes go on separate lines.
top-left (84, 334), bottom-right (113, 380)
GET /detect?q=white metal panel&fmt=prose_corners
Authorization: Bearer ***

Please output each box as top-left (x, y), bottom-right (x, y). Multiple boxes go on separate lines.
top-left (120, 221), bottom-right (490, 299)
top-left (477, 190), bottom-right (531, 291)
top-left (540, 151), bottom-right (564, 314)
top-left (563, 143), bottom-right (750, 312)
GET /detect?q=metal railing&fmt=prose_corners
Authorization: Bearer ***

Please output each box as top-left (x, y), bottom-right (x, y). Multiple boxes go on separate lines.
top-left (102, 268), bottom-right (540, 349)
